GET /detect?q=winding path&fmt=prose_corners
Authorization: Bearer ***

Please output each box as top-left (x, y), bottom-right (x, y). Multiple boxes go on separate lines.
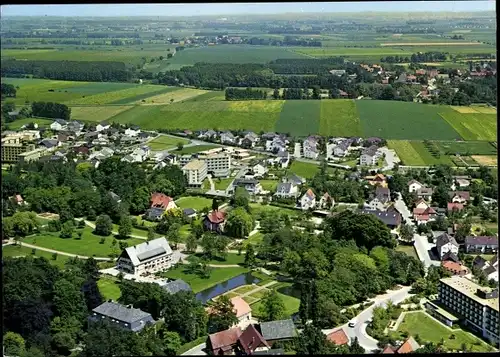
top-left (16, 242), bottom-right (113, 261)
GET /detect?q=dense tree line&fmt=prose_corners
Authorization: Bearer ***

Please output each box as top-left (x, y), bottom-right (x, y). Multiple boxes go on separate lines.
top-left (31, 102), bottom-right (71, 120)
top-left (269, 58), bottom-right (346, 74)
top-left (1, 59), bottom-right (133, 82)
top-left (1, 83), bottom-right (17, 98)
top-left (225, 87), bottom-right (267, 100)
top-left (245, 37), bottom-right (321, 47)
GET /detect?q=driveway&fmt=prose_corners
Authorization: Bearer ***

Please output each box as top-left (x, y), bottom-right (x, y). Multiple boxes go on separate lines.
top-left (394, 193), bottom-right (413, 226)
top-left (182, 343), bottom-right (206, 356)
top-left (379, 147), bottom-right (400, 172)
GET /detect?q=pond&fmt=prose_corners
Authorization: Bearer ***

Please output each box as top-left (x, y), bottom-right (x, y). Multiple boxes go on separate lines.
top-left (195, 272), bottom-right (260, 304)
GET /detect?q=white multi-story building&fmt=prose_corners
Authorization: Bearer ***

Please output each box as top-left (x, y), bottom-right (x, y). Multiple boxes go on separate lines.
top-left (198, 152), bottom-right (231, 177)
top-left (182, 159), bottom-right (208, 187)
top-left (117, 238), bottom-right (174, 276)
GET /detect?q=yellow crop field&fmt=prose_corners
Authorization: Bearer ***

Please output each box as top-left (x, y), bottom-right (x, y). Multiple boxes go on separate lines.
top-left (139, 88), bottom-right (209, 105)
top-left (451, 106), bottom-right (480, 114)
top-left (226, 100), bottom-right (285, 112)
top-left (471, 155), bottom-right (498, 166)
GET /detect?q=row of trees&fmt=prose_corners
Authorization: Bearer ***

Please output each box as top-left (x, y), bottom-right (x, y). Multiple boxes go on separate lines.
top-left (224, 87), bottom-right (268, 100)
top-left (31, 101), bottom-right (71, 120)
top-left (380, 51), bottom-right (448, 63)
top-left (1, 59), bottom-right (133, 82)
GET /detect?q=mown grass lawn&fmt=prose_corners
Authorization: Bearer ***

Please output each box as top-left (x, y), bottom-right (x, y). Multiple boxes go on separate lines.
top-left (251, 290), bottom-right (300, 319)
top-left (147, 135), bottom-right (190, 151)
top-left (175, 196), bottom-right (213, 211)
top-left (396, 312), bottom-right (493, 352)
top-left (98, 276), bottom-right (122, 301)
top-left (244, 232), bottom-right (264, 247)
top-left (161, 266), bottom-right (249, 293)
top-left (214, 178), bottom-right (234, 191)
top-left (2, 244), bottom-right (71, 269)
top-left (187, 252), bottom-right (245, 266)
top-left (259, 179), bottom-right (279, 192)
top-left (289, 160), bottom-right (320, 178)
top-left (395, 244), bottom-right (419, 260)
top-left (22, 227), bottom-right (143, 258)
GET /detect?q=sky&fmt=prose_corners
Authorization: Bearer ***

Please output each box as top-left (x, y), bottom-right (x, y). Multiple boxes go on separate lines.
top-left (0, 1), bottom-right (496, 17)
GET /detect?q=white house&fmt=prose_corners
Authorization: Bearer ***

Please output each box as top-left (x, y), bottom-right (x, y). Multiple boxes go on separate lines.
top-left (360, 146), bottom-right (379, 166)
top-left (300, 189), bottom-right (316, 210)
top-left (252, 163), bottom-right (268, 177)
top-left (125, 127), bottom-right (141, 137)
top-left (408, 180), bottom-right (423, 193)
top-left (318, 192), bottom-right (334, 209)
top-left (220, 131), bottom-right (235, 144)
top-left (276, 151), bottom-right (290, 168)
top-left (265, 137), bottom-right (287, 153)
top-left (302, 137), bottom-right (319, 160)
top-left (367, 186), bottom-right (391, 211)
top-left (436, 233), bottom-right (460, 259)
top-left (96, 121), bottom-right (111, 132)
top-left (116, 237), bottom-right (175, 276)
top-left (50, 119), bottom-right (68, 131)
top-left (275, 182), bottom-right (299, 199)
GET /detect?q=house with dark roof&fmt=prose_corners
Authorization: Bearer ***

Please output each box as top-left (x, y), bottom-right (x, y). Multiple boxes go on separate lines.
top-left (448, 191), bottom-right (471, 205)
top-left (183, 208), bottom-right (197, 218)
top-left (206, 327), bottom-right (242, 355)
top-left (116, 237), bottom-right (174, 275)
top-left (162, 279), bottom-right (192, 294)
top-left (144, 207), bottom-right (165, 221)
top-left (416, 187), bottom-right (433, 202)
top-left (89, 301), bottom-right (155, 332)
top-left (39, 138), bottom-right (60, 149)
top-left (275, 182), bottom-right (299, 199)
top-left (442, 251), bottom-right (460, 263)
top-left (286, 174), bottom-right (306, 186)
top-left (367, 186), bottom-right (391, 211)
top-left (203, 209), bottom-right (226, 233)
top-left (237, 324), bottom-right (270, 355)
top-left (360, 209), bottom-right (401, 229)
top-left (258, 319), bottom-right (297, 345)
top-left (229, 178), bottom-right (262, 195)
top-left (360, 145), bottom-right (380, 166)
top-left (435, 233), bottom-right (459, 260)
top-left (96, 121), bottom-right (110, 132)
top-left (465, 236), bottom-right (498, 254)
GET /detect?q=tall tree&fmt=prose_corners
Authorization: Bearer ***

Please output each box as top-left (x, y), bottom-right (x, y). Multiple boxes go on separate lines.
top-left (244, 244), bottom-right (256, 267)
top-left (94, 214), bottom-right (113, 236)
top-left (207, 295), bottom-right (238, 333)
top-left (259, 290), bottom-right (286, 322)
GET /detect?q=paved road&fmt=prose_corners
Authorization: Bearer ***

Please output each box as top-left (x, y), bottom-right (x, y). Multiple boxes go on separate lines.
top-left (379, 147), bottom-right (400, 172)
top-left (394, 193), bottom-right (413, 226)
top-left (77, 218), bottom-right (148, 240)
top-left (183, 343), bottom-right (207, 356)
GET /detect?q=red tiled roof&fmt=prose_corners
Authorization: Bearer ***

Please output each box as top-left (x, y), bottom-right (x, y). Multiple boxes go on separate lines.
top-left (396, 337), bottom-right (420, 353)
top-left (238, 324), bottom-right (270, 355)
top-left (442, 261), bottom-right (467, 274)
top-left (206, 210), bottom-right (226, 224)
top-left (230, 297), bottom-right (252, 318)
top-left (382, 345), bottom-right (396, 354)
top-left (447, 202), bottom-right (464, 211)
top-left (327, 329), bottom-right (349, 345)
top-left (150, 192), bottom-right (173, 209)
top-left (208, 327), bottom-right (242, 352)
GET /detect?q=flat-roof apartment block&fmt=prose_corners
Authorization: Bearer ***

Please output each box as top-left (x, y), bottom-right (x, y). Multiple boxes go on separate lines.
top-left (199, 152), bottom-right (231, 177)
top-left (1, 136), bottom-right (36, 163)
top-left (182, 159), bottom-right (208, 187)
top-left (438, 277), bottom-right (499, 345)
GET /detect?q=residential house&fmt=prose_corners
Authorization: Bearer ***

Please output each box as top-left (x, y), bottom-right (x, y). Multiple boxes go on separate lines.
top-left (326, 329), bottom-right (350, 346)
top-left (381, 336), bottom-right (421, 354)
top-left (360, 145), bottom-right (380, 166)
top-left (89, 301), bottom-right (155, 332)
top-left (162, 279), bottom-right (192, 294)
top-left (230, 297), bottom-right (252, 328)
top-left (206, 327), bottom-right (242, 355)
top-left (451, 178), bottom-right (470, 190)
top-left (203, 209), bottom-right (226, 233)
top-left (125, 127), bottom-right (141, 137)
top-left (408, 180), bottom-right (423, 193)
top-left (448, 191), bottom-right (471, 205)
top-left (150, 192), bottom-right (177, 211)
top-left (67, 120), bottom-right (84, 134)
top-left (50, 119), bottom-right (68, 131)
top-left (416, 187), bottom-right (433, 202)
top-left (198, 129), bottom-right (217, 140)
top-left (92, 136), bottom-right (109, 146)
top-left (441, 261), bottom-right (468, 276)
top-left (465, 236), bottom-right (498, 254)
top-left (473, 255), bottom-right (498, 282)
top-left (287, 174), bottom-right (306, 186)
top-left (302, 136), bottom-right (319, 160)
top-left (230, 178), bottom-right (263, 195)
top-left (339, 90), bottom-right (349, 98)
top-left (154, 151), bottom-right (176, 164)
top-left (258, 319), bottom-right (297, 346)
top-left (252, 163), bottom-right (268, 178)
top-left (220, 131), bottom-right (235, 144)
top-left (39, 138), bottom-right (60, 149)
top-left (413, 199), bottom-right (437, 224)
top-left (243, 131), bottom-right (259, 147)
top-left (275, 182), bottom-right (299, 199)
top-left (367, 186), bottom-right (391, 211)
top-left (96, 121), bottom-right (110, 132)
top-left (265, 137), bottom-right (287, 153)
top-left (183, 208), bottom-right (197, 219)
top-left (116, 237), bottom-right (174, 275)
top-left (360, 209), bottom-right (402, 230)
top-left (333, 138), bottom-right (352, 157)
top-left (299, 189), bottom-right (316, 210)
top-left (10, 194), bottom-right (26, 206)
top-left (447, 202), bottom-right (464, 213)
top-left (442, 251), bottom-right (460, 263)
top-left (329, 69), bottom-right (346, 76)
top-left (365, 173), bottom-right (388, 188)
top-left (144, 207), bottom-right (165, 221)
top-left (276, 151), bottom-right (290, 168)
top-left (435, 233), bottom-right (459, 259)
top-left (237, 324), bottom-right (270, 355)
top-left (318, 192), bottom-right (334, 210)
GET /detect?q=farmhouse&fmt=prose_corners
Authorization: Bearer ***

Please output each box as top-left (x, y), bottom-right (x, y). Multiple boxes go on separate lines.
top-left (116, 237), bottom-right (174, 275)
top-left (150, 192), bottom-right (177, 211)
top-left (449, 191), bottom-right (471, 205)
top-left (206, 327), bottom-right (242, 355)
top-left (408, 179), bottom-right (423, 193)
top-left (258, 319), bottom-right (297, 346)
top-left (89, 301), bottom-right (155, 332)
top-left (413, 199), bottom-right (437, 224)
top-left (318, 192), bottom-right (334, 210)
top-left (367, 186), bottom-right (391, 211)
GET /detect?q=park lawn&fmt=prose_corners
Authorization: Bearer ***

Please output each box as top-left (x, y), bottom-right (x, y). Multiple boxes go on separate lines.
top-left (175, 196), bottom-right (213, 211)
top-left (22, 228), bottom-right (143, 258)
top-left (356, 101), bottom-right (462, 140)
top-left (187, 253), bottom-right (245, 266)
top-left (98, 276), bottom-right (122, 301)
top-left (6, 117), bottom-right (53, 130)
top-left (259, 179), bottom-right (279, 192)
top-left (133, 215), bottom-right (157, 227)
top-left (395, 244), bottom-right (419, 260)
top-left (251, 291), bottom-right (300, 319)
top-left (2, 244), bottom-right (71, 269)
top-left (214, 178), bottom-right (234, 191)
top-left (319, 99), bottom-right (362, 137)
top-left (276, 100), bottom-right (321, 137)
top-left (174, 145), bottom-right (220, 155)
top-left (148, 135), bottom-right (190, 151)
top-left (249, 203), bottom-right (299, 218)
top-left (439, 111), bottom-right (497, 141)
top-left (289, 160), bottom-right (320, 178)
top-left (396, 312), bottom-right (493, 352)
top-left (244, 232), bottom-right (264, 247)
top-left (161, 266), bottom-right (249, 293)
top-left (69, 105), bottom-right (134, 122)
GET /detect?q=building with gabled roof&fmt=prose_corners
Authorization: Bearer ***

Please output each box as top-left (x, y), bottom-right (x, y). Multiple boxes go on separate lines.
top-left (237, 324), bottom-right (270, 355)
top-left (162, 279), bottom-right (192, 294)
top-left (258, 319), bottom-right (297, 345)
top-left (381, 336), bottom-right (420, 354)
top-left (435, 233), bottom-right (459, 259)
top-left (203, 209), bottom-right (226, 233)
top-left (299, 188), bottom-right (316, 210)
top-left (327, 328), bottom-right (350, 345)
top-left (116, 237), bottom-right (174, 276)
top-left (207, 327), bottom-right (243, 355)
top-left (89, 300), bottom-right (155, 332)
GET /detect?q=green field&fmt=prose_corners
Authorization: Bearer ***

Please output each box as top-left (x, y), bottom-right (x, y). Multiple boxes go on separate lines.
top-left (65, 85), bottom-right (175, 105)
top-left (289, 160), bottom-right (320, 178)
top-left (356, 101), bottom-right (462, 140)
top-left (396, 312), bottom-right (493, 352)
top-left (434, 141), bottom-right (497, 155)
top-left (276, 100), bottom-right (321, 137)
top-left (175, 196), bottom-right (213, 211)
top-left (319, 99), bottom-right (362, 137)
top-left (22, 228), bottom-right (143, 258)
top-left (259, 179), bottom-right (279, 191)
top-left (148, 135), bottom-right (190, 151)
top-left (2, 244), bottom-right (71, 268)
top-left (70, 105), bottom-right (134, 122)
top-left (214, 178), bottom-right (234, 191)
top-left (162, 45), bottom-right (307, 69)
top-left (6, 117), bottom-right (53, 130)
top-left (440, 112), bottom-right (497, 141)
top-left (98, 276), bottom-right (122, 301)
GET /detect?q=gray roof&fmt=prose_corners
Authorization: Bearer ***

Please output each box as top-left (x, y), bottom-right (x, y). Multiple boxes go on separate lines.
top-left (436, 233), bottom-right (459, 251)
top-left (442, 251), bottom-right (459, 263)
top-left (254, 349), bottom-right (285, 355)
top-left (40, 139), bottom-right (58, 148)
top-left (375, 186), bottom-right (391, 203)
top-left (287, 174), bottom-right (305, 185)
top-left (123, 237), bottom-right (172, 267)
top-left (360, 209), bottom-right (401, 226)
top-left (146, 207), bottom-right (165, 220)
top-left (276, 182), bottom-right (293, 194)
top-left (234, 178), bottom-right (259, 186)
top-left (259, 319), bottom-right (297, 340)
top-left (92, 301), bottom-right (152, 324)
top-left (473, 256), bottom-right (488, 270)
top-left (163, 279), bottom-right (192, 294)
top-left (362, 145), bottom-right (378, 157)
top-left (54, 119), bottom-right (68, 125)
top-left (183, 208), bottom-right (197, 216)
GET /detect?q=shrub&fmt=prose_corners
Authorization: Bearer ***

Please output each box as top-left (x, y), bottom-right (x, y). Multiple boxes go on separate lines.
top-left (99, 237), bottom-right (106, 244)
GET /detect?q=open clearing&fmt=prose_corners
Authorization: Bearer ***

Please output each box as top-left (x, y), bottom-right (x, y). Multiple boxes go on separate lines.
top-left (98, 277), bottom-right (122, 301)
top-left (174, 196), bottom-right (213, 211)
top-left (147, 135), bottom-right (189, 151)
top-left (356, 101), bottom-right (462, 140)
top-left (289, 160), bottom-right (320, 178)
top-left (319, 99), bottom-right (362, 137)
top-left (439, 112), bottom-right (497, 141)
top-left (387, 140), bottom-right (427, 166)
top-left (276, 100), bottom-right (320, 137)
top-left (472, 155), bottom-right (497, 166)
top-left (70, 105), bottom-right (134, 122)
top-left (6, 117), bottom-right (53, 130)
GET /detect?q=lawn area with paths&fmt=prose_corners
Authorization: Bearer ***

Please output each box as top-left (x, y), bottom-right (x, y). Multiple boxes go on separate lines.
top-left (2, 244), bottom-right (71, 269)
